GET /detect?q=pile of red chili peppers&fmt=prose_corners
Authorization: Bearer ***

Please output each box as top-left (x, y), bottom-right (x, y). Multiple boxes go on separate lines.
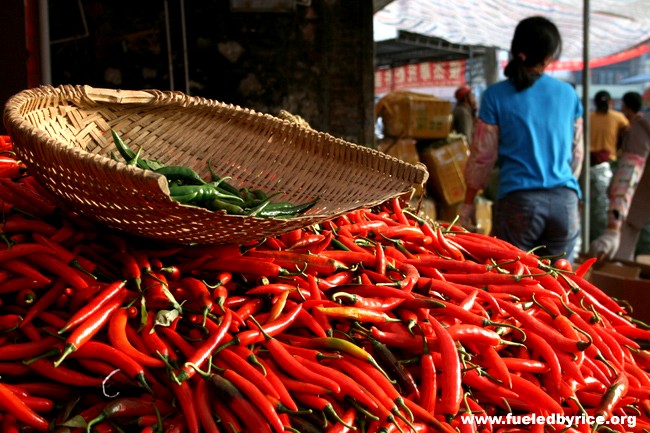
top-left (0, 134), bottom-right (648, 433)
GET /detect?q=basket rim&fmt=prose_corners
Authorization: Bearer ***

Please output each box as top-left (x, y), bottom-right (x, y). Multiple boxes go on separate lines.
top-left (2, 84), bottom-right (430, 244)
top-left (3, 84), bottom-right (429, 191)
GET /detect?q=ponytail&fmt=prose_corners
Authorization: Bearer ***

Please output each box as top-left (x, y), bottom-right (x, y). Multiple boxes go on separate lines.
top-left (504, 56), bottom-right (540, 91)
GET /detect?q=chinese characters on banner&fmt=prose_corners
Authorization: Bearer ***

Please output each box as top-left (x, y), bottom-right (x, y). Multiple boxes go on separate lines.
top-left (375, 60), bottom-right (466, 94)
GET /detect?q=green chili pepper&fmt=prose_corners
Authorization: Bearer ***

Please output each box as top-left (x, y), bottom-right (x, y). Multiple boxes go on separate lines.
top-left (111, 130), bottom-right (165, 171)
top-left (206, 198), bottom-right (247, 215)
top-left (256, 198), bottom-right (318, 218)
top-left (169, 192), bottom-right (200, 205)
top-left (207, 160), bottom-right (242, 197)
top-left (112, 130), bottom-right (319, 218)
top-left (111, 130), bottom-right (136, 162)
top-left (154, 166), bottom-right (206, 185)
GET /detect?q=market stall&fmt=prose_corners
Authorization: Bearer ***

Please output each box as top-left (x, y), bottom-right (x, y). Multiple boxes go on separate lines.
top-left (0, 85), bottom-right (648, 433)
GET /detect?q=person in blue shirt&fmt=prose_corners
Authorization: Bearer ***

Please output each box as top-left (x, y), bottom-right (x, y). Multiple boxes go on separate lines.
top-left (459, 16), bottom-right (584, 263)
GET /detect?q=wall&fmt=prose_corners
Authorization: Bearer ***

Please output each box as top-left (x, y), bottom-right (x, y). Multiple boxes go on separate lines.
top-left (43, 0), bottom-right (375, 146)
top-left (0, 0), bottom-right (29, 134)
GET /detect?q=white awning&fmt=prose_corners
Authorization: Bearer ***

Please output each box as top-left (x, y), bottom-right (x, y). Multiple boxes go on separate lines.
top-left (375, 0), bottom-right (650, 61)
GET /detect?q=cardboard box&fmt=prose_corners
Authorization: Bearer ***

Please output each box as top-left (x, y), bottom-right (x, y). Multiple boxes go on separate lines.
top-left (377, 91), bottom-right (452, 139)
top-left (377, 137), bottom-right (426, 198)
top-left (377, 137), bottom-right (420, 166)
top-left (419, 137), bottom-right (469, 206)
top-left (583, 261), bottom-right (650, 325)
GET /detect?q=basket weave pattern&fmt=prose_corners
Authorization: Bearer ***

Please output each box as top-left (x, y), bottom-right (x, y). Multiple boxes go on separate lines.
top-left (4, 85), bottom-right (428, 245)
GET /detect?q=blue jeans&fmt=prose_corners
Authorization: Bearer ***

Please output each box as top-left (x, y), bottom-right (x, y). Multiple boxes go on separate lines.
top-left (493, 188), bottom-right (580, 263)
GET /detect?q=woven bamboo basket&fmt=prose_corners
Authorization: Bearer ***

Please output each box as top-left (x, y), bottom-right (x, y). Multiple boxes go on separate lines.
top-left (3, 85), bottom-right (428, 245)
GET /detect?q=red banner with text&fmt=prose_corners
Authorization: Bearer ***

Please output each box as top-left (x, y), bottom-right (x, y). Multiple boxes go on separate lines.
top-left (375, 60), bottom-right (466, 94)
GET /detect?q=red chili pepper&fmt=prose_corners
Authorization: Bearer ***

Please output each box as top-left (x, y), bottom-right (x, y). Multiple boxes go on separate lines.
top-left (27, 253), bottom-right (91, 290)
top-left (172, 379), bottom-right (200, 433)
top-left (265, 336), bottom-right (341, 393)
top-left (246, 282), bottom-right (305, 296)
top-left (386, 197), bottom-right (409, 226)
top-left (338, 353), bottom-right (417, 423)
top-left (263, 357), bottom-right (331, 396)
top-left (406, 255), bottom-right (488, 274)
top-left (498, 299), bottom-right (590, 352)
top-left (339, 220), bottom-right (389, 237)
top-left (107, 308), bottom-right (165, 368)
top-left (335, 233), bottom-right (372, 253)
top-left (317, 270), bottom-right (356, 290)
top-left (452, 234), bottom-right (541, 268)
top-left (0, 183), bottom-right (46, 217)
top-left (247, 249), bottom-right (349, 275)
top-left (446, 323), bottom-right (503, 346)
top-left (399, 397), bottom-right (457, 433)
top-left (479, 344), bottom-right (512, 389)
top-left (427, 316), bottom-right (462, 416)
top-left (332, 291), bottom-right (405, 313)
top-left (232, 297), bottom-right (264, 323)
top-left (211, 399), bottom-right (244, 433)
top-left (509, 373), bottom-right (564, 415)
top-left (296, 354), bottom-right (380, 410)
top-left (0, 259), bottom-right (51, 284)
top-left (54, 292), bottom-right (126, 367)
top-left (201, 256), bottom-right (284, 277)
top-left (33, 310), bottom-right (67, 330)
top-left (0, 362), bottom-right (29, 376)
top-left (194, 375), bottom-right (220, 433)
top-left (70, 340), bottom-right (152, 392)
top-left (1, 412), bottom-right (20, 433)
top-left (316, 306), bottom-right (399, 323)
top-left (461, 368), bottom-right (519, 402)
top-left (220, 366), bottom-right (285, 433)
top-left (179, 276), bottom-right (214, 315)
top-left (85, 397), bottom-right (175, 433)
top-left (236, 303), bottom-right (302, 346)
top-left (417, 335), bottom-right (437, 415)
top-left (14, 382), bottom-right (78, 401)
top-left (293, 392), bottom-right (356, 430)
top-left (27, 358), bottom-right (104, 387)
top-left (0, 276), bottom-right (50, 296)
top-left (0, 178), bottom-right (56, 214)
top-left (501, 357), bottom-right (550, 374)
top-left (288, 232), bottom-right (333, 254)
top-left (210, 373), bottom-right (273, 433)
top-left (0, 336), bottom-right (59, 361)
top-left (320, 250), bottom-right (377, 268)
top-left (575, 257), bottom-right (598, 278)
top-left (0, 313), bottom-right (22, 330)
top-left (13, 287), bottom-right (36, 307)
top-left (0, 382), bottom-right (49, 431)
top-left (58, 280), bottom-right (126, 334)
top-left (74, 357), bottom-right (132, 386)
top-left (371, 240), bottom-right (387, 275)
top-left (176, 308), bottom-right (233, 383)
top-left (31, 232), bottom-right (100, 278)
top-left (219, 346), bottom-right (280, 400)
top-left (156, 326), bottom-right (194, 360)
top-left (564, 273), bottom-right (626, 315)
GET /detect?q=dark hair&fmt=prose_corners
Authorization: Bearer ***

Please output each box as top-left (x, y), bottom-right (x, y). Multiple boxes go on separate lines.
top-left (622, 92), bottom-right (643, 113)
top-left (594, 91), bottom-right (611, 113)
top-left (504, 16), bottom-right (562, 91)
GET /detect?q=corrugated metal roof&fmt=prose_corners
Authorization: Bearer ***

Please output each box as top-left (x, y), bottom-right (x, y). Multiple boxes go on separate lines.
top-left (375, 0), bottom-right (650, 61)
top-left (375, 31), bottom-right (487, 67)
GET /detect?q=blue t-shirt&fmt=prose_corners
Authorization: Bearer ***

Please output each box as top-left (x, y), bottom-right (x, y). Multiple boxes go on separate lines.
top-left (479, 74), bottom-right (583, 199)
